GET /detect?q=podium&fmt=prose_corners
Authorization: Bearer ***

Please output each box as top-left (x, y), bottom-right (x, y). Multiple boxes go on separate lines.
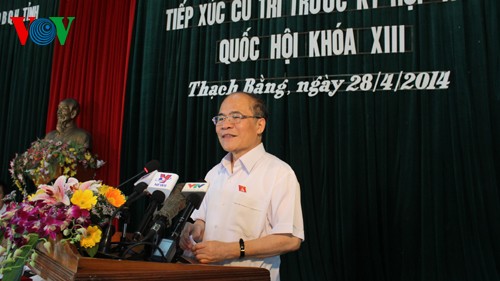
top-left (31, 241), bottom-right (270, 281)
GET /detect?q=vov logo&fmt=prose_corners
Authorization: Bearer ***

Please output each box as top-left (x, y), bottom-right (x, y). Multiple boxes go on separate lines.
top-left (10, 16), bottom-right (75, 46)
top-left (157, 173), bottom-right (173, 184)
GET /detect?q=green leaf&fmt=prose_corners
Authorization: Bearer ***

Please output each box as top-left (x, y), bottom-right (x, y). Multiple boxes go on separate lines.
top-left (85, 244), bottom-right (99, 257)
top-left (26, 233), bottom-right (40, 246)
top-left (1, 234), bottom-right (39, 281)
top-left (1, 266), bottom-right (24, 281)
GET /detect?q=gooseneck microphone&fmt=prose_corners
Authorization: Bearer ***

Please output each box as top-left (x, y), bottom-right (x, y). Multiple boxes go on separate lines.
top-left (132, 191), bottom-right (166, 241)
top-left (117, 160), bottom-right (160, 189)
top-left (170, 193), bottom-right (202, 240)
top-left (158, 182), bottom-right (208, 262)
top-left (153, 193), bottom-right (203, 263)
top-left (140, 184), bottom-right (187, 243)
top-left (124, 182), bottom-right (150, 207)
top-left (153, 183), bottom-right (187, 228)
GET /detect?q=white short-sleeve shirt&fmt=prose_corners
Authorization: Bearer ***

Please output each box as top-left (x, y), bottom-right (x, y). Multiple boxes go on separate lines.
top-left (191, 143), bottom-right (305, 281)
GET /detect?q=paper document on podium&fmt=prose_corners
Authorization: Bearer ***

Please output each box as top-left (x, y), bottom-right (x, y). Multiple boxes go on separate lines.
top-left (180, 235), bottom-right (199, 264)
top-left (180, 250), bottom-right (200, 264)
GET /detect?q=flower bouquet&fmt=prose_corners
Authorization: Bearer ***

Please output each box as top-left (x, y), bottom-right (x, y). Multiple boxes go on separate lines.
top-left (9, 139), bottom-right (105, 191)
top-left (0, 175), bottom-right (126, 281)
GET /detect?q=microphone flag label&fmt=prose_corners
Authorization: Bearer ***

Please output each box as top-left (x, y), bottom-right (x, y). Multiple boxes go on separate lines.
top-left (146, 172), bottom-right (179, 199)
top-left (182, 183), bottom-right (209, 193)
top-left (158, 173), bottom-right (172, 184)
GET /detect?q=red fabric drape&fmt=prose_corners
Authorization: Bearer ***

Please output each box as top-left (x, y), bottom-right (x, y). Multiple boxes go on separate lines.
top-left (47, 0), bottom-right (137, 186)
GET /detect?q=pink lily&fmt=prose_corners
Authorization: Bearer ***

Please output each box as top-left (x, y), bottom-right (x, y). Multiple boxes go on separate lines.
top-left (65, 177), bottom-right (80, 191)
top-left (78, 180), bottom-right (100, 192)
top-left (30, 176), bottom-right (71, 205)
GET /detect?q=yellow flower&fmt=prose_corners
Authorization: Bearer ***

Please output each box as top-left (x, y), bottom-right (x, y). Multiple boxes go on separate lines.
top-left (65, 157), bottom-right (72, 164)
top-left (71, 190), bottom-right (97, 210)
top-left (84, 152), bottom-right (92, 161)
top-left (80, 225), bottom-right (102, 248)
top-left (105, 187), bottom-right (126, 208)
top-left (63, 166), bottom-right (71, 174)
top-left (98, 184), bottom-right (111, 196)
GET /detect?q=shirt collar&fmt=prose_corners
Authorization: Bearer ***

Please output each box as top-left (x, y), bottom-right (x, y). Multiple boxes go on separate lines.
top-left (221, 143), bottom-right (266, 174)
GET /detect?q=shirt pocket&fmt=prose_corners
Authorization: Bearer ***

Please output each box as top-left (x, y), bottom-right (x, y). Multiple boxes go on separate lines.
top-left (230, 194), bottom-right (267, 238)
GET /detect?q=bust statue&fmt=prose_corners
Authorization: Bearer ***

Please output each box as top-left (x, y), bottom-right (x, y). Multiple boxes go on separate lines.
top-left (45, 98), bottom-right (92, 149)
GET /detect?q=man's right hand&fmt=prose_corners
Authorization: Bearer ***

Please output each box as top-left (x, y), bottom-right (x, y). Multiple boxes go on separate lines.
top-left (179, 220), bottom-right (204, 250)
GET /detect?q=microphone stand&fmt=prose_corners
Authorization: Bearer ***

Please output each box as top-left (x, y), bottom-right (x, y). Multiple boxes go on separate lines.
top-left (121, 206), bottom-right (130, 243)
top-left (117, 159), bottom-right (160, 188)
top-left (111, 206), bottom-right (132, 254)
top-left (116, 170), bottom-right (145, 189)
top-left (100, 184), bottom-right (148, 254)
top-left (100, 206), bottom-right (122, 254)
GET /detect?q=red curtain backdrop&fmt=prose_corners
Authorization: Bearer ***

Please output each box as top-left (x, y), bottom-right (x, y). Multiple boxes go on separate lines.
top-left (47, 0), bottom-right (137, 186)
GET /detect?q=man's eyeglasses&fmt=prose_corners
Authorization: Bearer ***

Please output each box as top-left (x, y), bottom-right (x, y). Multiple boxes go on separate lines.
top-left (212, 113), bottom-right (262, 125)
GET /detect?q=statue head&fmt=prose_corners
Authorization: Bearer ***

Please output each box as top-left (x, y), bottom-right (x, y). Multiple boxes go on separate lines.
top-left (45, 98), bottom-right (92, 149)
top-left (56, 98), bottom-right (80, 131)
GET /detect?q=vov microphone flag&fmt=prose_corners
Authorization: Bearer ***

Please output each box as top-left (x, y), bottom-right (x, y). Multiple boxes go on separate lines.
top-left (135, 171), bottom-right (179, 200)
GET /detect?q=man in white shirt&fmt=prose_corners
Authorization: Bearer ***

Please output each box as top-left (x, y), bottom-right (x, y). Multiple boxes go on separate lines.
top-left (180, 92), bottom-right (304, 281)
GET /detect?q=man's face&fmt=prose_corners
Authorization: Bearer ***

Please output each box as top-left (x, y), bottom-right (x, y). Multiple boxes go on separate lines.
top-left (215, 94), bottom-right (265, 161)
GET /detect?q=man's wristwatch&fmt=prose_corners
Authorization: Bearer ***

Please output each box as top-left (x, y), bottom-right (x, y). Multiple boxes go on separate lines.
top-left (239, 238), bottom-right (245, 259)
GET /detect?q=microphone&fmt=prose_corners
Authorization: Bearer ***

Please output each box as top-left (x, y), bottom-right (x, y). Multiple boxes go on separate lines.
top-left (144, 182), bottom-right (208, 241)
top-left (124, 182), bottom-right (150, 207)
top-left (119, 182), bottom-right (151, 238)
top-left (170, 193), bottom-right (203, 241)
top-left (170, 182), bottom-right (208, 239)
top-left (132, 190), bottom-right (166, 241)
top-left (117, 160), bottom-right (160, 189)
top-left (153, 183), bottom-right (187, 228)
top-left (140, 184), bottom-right (186, 243)
top-left (153, 193), bottom-right (203, 262)
top-left (180, 182), bottom-right (209, 207)
top-left (100, 183), bottom-right (149, 254)
top-left (148, 182), bottom-right (209, 262)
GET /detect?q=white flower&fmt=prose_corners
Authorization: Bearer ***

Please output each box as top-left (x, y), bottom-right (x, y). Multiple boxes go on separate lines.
top-left (96, 160), bottom-right (105, 168)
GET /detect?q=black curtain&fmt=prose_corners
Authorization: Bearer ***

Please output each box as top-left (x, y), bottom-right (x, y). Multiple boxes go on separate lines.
top-left (0, 0), bottom-right (59, 192)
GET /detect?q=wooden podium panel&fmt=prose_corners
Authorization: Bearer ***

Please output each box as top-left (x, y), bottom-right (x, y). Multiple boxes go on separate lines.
top-left (31, 243), bottom-right (270, 281)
